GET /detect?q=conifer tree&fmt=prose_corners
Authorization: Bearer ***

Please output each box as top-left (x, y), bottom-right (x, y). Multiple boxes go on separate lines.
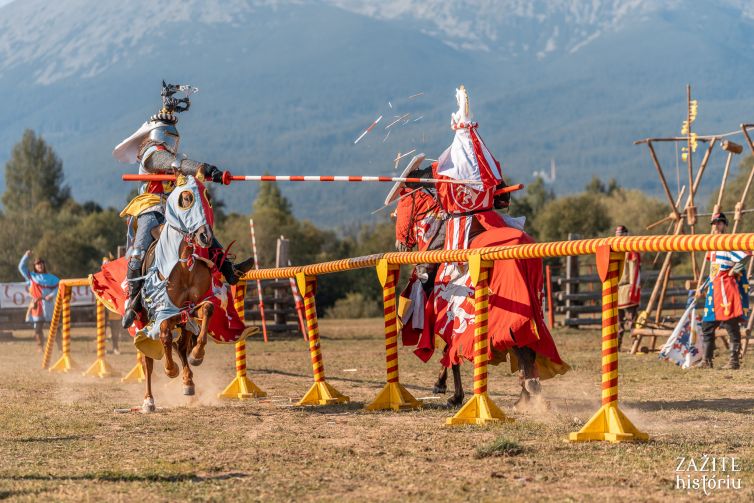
top-left (2, 129), bottom-right (70, 213)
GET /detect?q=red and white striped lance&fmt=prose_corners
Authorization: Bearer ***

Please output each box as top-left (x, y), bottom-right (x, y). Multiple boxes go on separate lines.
top-left (249, 218), bottom-right (269, 343)
top-left (287, 262), bottom-right (307, 341)
top-left (121, 173), bottom-right (481, 185)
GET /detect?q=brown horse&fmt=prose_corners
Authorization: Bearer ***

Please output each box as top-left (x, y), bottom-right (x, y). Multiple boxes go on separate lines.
top-left (138, 176), bottom-right (227, 412)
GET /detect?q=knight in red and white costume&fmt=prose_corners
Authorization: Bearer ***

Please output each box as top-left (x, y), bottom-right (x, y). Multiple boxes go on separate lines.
top-left (430, 86), bottom-right (569, 393)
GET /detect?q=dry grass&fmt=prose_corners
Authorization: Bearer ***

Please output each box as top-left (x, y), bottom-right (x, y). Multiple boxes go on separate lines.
top-left (0, 320), bottom-right (752, 502)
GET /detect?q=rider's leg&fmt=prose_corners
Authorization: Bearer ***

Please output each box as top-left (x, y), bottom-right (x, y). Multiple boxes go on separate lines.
top-left (122, 212), bottom-right (162, 328)
top-left (208, 237), bottom-right (254, 285)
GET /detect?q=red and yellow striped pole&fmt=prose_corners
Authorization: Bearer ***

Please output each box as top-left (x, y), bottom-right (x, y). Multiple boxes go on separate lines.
top-left (448, 254), bottom-right (511, 425)
top-left (121, 351), bottom-right (146, 383)
top-left (83, 301), bottom-right (118, 378)
top-left (296, 272), bottom-right (349, 405)
top-left (219, 282), bottom-right (266, 399)
top-left (569, 246), bottom-right (648, 442)
top-left (49, 286), bottom-right (75, 373)
top-left (367, 260), bottom-right (421, 411)
top-left (41, 286), bottom-right (65, 369)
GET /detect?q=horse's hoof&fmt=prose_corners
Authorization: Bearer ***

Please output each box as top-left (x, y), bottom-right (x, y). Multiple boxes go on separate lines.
top-left (432, 383), bottom-right (447, 394)
top-left (524, 378), bottom-right (541, 395)
top-left (183, 385), bottom-right (195, 396)
top-left (513, 389), bottom-right (531, 411)
top-left (142, 398), bottom-right (155, 413)
top-left (188, 356), bottom-right (203, 367)
top-left (165, 366), bottom-right (179, 379)
top-left (447, 395), bottom-right (464, 408)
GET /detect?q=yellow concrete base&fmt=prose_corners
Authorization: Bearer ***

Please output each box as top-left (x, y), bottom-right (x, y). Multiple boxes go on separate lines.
top-left (121, 361), bottom-right (145, 383)
top-left (48, 354), bottom-right (76, 373)
top-left (366, 382), bottom-right (422, 411)
top-left (446, 392), bottom-right (513, 426)
top-left (218, 375), bottom-right (267, 400)
top-left (569, 403), bottom-right (649, 443)
top-left (82, 358), bottom-right (118, 378)
top-left (298, 381), bottom-right (350, 406)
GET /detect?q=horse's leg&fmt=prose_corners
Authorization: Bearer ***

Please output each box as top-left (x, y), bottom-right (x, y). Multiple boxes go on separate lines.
top-left (143, 355), bottom-right (155, 413)
top-left (159, 319), bottom-right (179, 379)
top-left (512, 346), bottom-right (542, 410)
top-left (447, 364), bottom-right (464, 407)
top-left (177, 328), bottom-right (195, 396)
top-left (433, 365), bottom-right (448, 394)
top-left (189, 302), bottom-right (214, 366)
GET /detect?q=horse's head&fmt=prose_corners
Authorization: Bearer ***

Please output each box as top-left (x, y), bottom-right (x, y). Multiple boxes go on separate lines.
top-left (165, 175), bottom-right (215, 249)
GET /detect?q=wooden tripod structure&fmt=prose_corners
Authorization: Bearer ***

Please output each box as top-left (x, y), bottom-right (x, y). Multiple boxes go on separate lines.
top-left (631, 100), bottom-right (754, 354)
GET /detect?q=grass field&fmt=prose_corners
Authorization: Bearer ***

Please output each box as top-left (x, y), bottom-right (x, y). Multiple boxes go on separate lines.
top-left (0, 319), bottom-right (752, 502)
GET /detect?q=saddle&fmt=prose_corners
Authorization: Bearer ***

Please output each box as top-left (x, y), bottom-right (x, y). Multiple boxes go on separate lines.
top-left (141, 224), bottom-right (163, 278)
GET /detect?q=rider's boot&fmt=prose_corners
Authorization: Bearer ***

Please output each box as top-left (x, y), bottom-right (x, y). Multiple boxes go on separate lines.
top-left (122, 268), bottom-right (144, 329)
top-left (217, 255), bottom-right (255, 285)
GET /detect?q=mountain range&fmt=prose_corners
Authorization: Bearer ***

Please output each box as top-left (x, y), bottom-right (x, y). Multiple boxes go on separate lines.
top-left (0, 0), bottom-right (753, 226)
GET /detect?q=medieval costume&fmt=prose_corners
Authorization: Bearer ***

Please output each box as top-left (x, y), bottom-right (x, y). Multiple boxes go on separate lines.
top-left (113, 82), bottom-right (252, 328)
top-left (91, 175), bottom-right (251, 354)
top-left (616, 226), bottom-right (641, 349)
top-left (18, 252), bottom-right (59, 349)
top-left (699, 212), bottom-right (749, 369)
top-left (389, 154), bottom-right (446, 361)
top-left (393, 86), bottom-right (569, 381)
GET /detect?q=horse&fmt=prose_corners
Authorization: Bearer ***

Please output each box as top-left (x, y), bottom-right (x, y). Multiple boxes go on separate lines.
top-left (393, 179), bottom-right (568, 410)
top-left (91, 174), bottom-right (251, 411)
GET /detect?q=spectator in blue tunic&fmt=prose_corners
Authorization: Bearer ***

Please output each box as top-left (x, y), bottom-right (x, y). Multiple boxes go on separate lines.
top-left (18, 250), bottom-right (60, 350)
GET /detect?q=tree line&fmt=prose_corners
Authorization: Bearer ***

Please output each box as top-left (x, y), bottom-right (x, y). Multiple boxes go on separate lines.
top-left (3, 130), bottom-right (753, 315)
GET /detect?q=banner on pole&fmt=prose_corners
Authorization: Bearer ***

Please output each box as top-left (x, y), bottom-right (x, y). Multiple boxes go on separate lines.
top-left (0, 283), bottom-right (95, 309)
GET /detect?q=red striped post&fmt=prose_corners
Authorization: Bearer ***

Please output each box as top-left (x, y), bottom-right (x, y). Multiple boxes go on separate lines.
top-left (41, 287), bottom-right (64, 369)
top-left (447, 255), bottom-right (510, 425)
top-left (288, 273), bottom-right (308, 340)
top-left (83, 301), bottom-right (118, 378)
top-left (296, 273), bottom-right (349, 405)
top-left (49, 287), bottom-right (75, 373)
top-left (367, 260), bottom-right (421, 411)
top-left (569, 246), bottom-right (648, 442)
top-left (248, 218), bottom-right (269, 343)
top-left (219, 282), bottom-right (266, 399)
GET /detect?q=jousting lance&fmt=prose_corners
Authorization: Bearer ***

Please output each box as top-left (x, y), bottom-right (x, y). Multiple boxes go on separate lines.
top-left (120, 173), bottom-right (521, 187)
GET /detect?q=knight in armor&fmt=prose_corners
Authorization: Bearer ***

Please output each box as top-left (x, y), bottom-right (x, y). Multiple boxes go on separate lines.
top-left (113, 82), bottom-right (253, 329)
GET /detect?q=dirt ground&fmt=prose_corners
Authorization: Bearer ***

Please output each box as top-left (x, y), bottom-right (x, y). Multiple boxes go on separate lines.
top-left (0, 319), bottom-right (752, 502)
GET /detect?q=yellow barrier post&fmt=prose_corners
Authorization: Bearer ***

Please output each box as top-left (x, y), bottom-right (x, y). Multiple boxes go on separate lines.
top-left (367, 260), bottom-right (422, 411)
top-left (121, 351), bottom-right (146, 383)
top-left (447, 254), bottom-right (511, 425)
top-left (83, 301), bottom-right (118, 378)
top-left (569, 246), bottom-right (649, 442)
top-left (296, 272), bottom-right (349, 405)
top-left (41, 285), bottom-right (65, 369)
top-left (49, 286), bottom-right (75, 373)
top-left (219, 281), bottom-right (267, 399)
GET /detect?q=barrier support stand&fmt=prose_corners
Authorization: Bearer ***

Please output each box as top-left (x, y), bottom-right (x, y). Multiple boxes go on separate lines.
top-left (367, 260), bottom-right (422, 411)
top-left (447, 255), bottom-right (511, 425)
top-left (219, 282), bottom-right (267, 399)
top-left (83, 301), bottom-right (118, 378)
top-left (121, 351), bottom-right (146, 383)
top-left (296, 272), bottom-right (349, 405)
top-left (569, 246), bottom-right (649, 443)
top-left (41, 285), bottom-right (64, 369)
top-left (49, 286), bottom-right (76, 373)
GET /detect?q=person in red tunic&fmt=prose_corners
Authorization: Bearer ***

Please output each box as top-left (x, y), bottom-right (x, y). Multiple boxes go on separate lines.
top-left (615, 225), bottom-right (641, 349)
